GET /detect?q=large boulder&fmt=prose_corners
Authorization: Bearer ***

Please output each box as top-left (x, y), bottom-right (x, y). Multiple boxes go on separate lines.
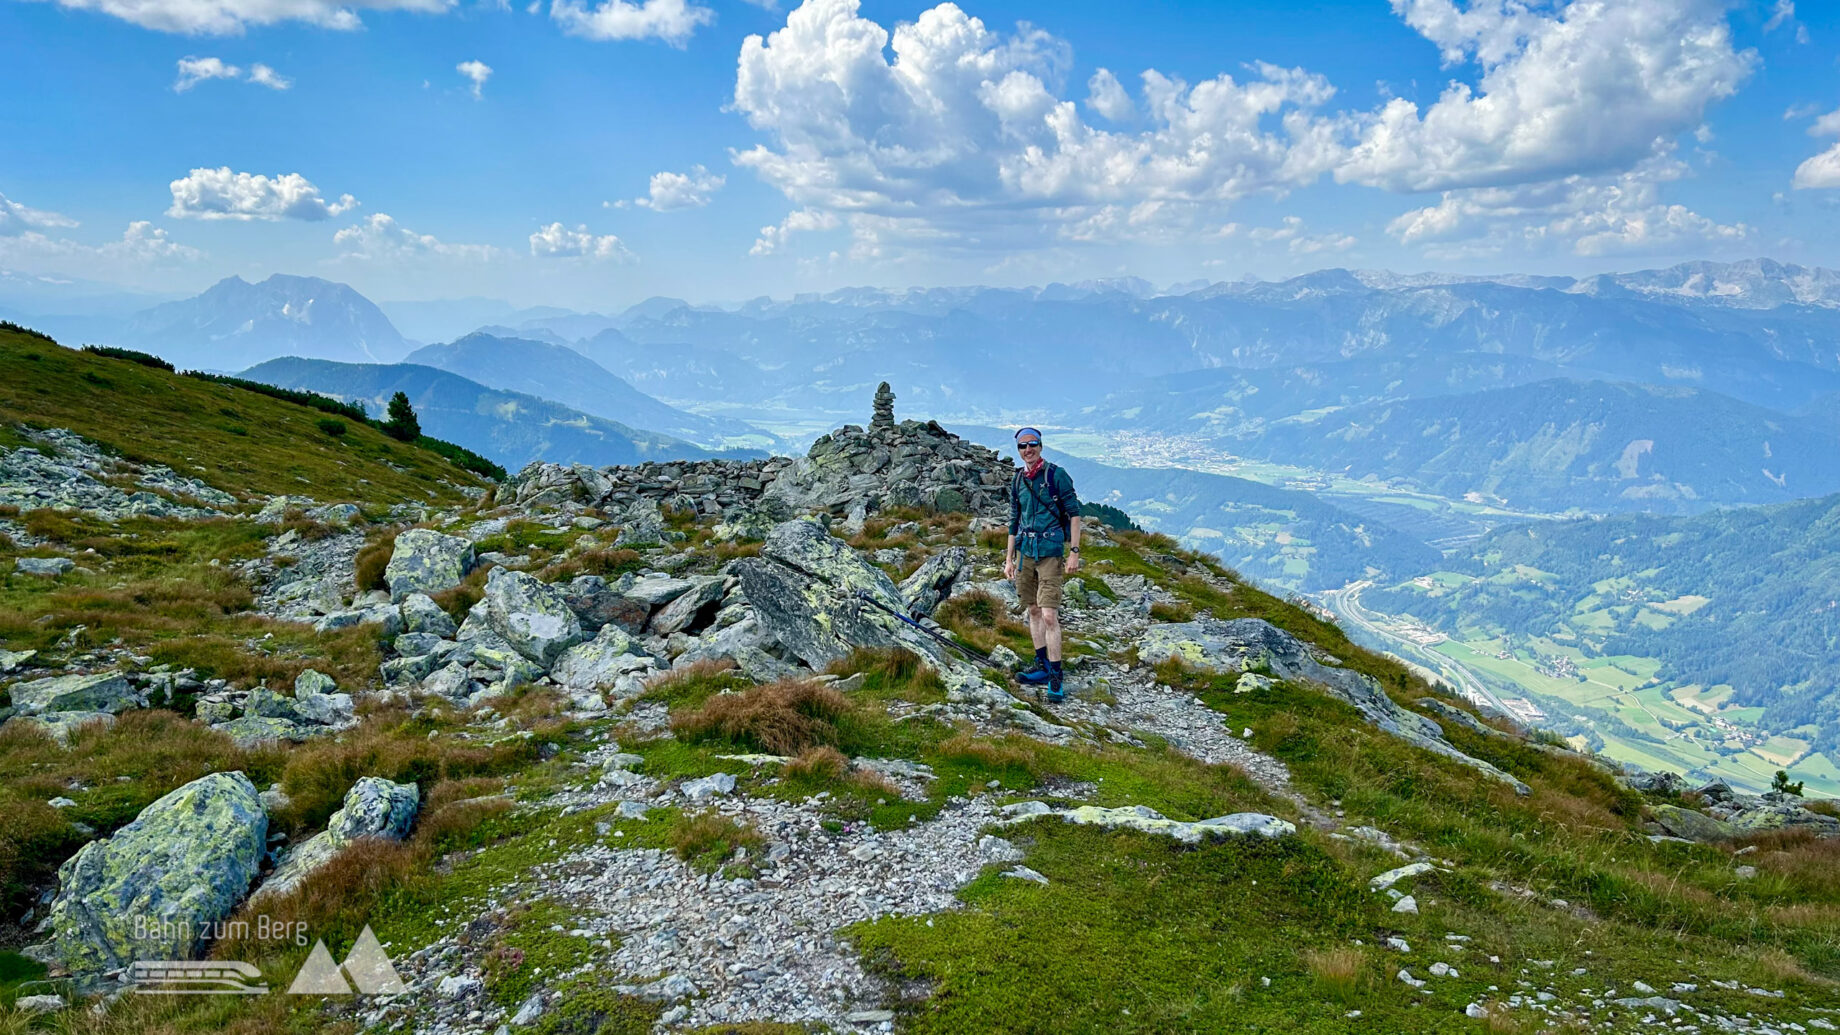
top-left (383, 529), bottom-right (475, 603)
top-left (8, 673), bottom-right (138, 717)
top-left (482, 568), bottom-right (583, 667)
top-left (399, 593), bottom-right (459, 638)
top-left (562, 575), bottom-right (650, 634)
top-left (6, 711), bottom-right (116, 747)
top-left (38, 772), bottom-right (267, 978)
top-left (212, 715), bottom-right (321, 748)
top-left (647, 577), bottom-right (726, 635)
top-left (1141, 618), bottom-right (1532, 795)
top-left (1651, 804), bottom-right (1732, 842)
top-left (899, 546), bottom-right (968, 616)
top-left (550, 627), bottom-right (657, 692)
top-left (254, 778), bottom-right (419, 901)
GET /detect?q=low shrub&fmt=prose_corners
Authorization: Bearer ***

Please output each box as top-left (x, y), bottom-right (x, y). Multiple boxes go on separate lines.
top-left (352, 530), bottom-right (398, 592)
top-left (667, 811), bottom-right (766, 873)
top-left (81, 345), bottom-right (174, 372)
top-left (316, 418), bottom-right (347, 437)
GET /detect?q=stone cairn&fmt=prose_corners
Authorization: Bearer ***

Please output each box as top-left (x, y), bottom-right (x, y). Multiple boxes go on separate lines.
top-left (871, 382), bottom-right (896, 429)
top-left (509, 384), bottom-right (1016, 519)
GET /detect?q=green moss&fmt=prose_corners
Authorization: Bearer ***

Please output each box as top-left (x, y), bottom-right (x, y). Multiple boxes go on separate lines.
top-left (528, 976), bottom-right (662, 1034)
top-left (484, 900), bottom-right (600, 1010)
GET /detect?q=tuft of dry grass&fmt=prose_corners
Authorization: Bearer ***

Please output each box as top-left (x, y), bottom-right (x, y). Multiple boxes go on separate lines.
top-left (934, 590), bottom-right (1031, 653)
top-left (667, 811), bottom-right (766, 873)
top-left (782, 745), bottom-right (851, 782)
top-left (351, 529), bottom-right (398, 592)
top-left (538, 547), bottom-right (644, 583)
top-left (671, 680), bottom-right (854, 756)
top-left (1149, 601), bottom-right (1195, 623)
top-left (1301, 945), bottom-right (1369, 1004)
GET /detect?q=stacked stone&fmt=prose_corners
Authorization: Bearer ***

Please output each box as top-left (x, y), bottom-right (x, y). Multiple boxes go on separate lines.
top-left (508, 384), bottom-right (1017, 520)
top-left (871, 382), bottom-right (895, 429)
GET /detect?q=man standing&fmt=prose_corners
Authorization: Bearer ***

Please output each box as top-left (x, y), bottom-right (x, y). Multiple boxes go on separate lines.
top-left (1003, 427), bottom-right (1081, 702)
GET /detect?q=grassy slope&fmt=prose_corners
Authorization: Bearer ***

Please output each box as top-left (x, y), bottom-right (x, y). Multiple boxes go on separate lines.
top-left (0, 409), bottom-right (1835, 1031)
top-left (0, 328), bottom-right (486, 504)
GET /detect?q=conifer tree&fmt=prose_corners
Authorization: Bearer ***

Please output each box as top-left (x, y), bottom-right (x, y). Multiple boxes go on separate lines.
top-left (383, 391), bottom-right (421, 442)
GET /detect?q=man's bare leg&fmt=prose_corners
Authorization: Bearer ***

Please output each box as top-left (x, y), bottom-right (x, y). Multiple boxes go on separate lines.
top-left (1041, 607), bottom-right (1061, 662)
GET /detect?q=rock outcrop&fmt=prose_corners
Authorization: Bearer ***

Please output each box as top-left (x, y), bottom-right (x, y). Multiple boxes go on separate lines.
top-left (0, 427), bottom-right (234, 521)
top-left (1140, 618), bottom-right (1532, 795)
top-left (37, 772), bottom-right (267, 979)
top-left (384, 529), bottom-right (476, 602)
top-left (255, 777), bottom-right (419, 900)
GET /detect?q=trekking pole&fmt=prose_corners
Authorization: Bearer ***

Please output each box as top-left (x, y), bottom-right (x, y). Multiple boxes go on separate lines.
top-left (852, 589), bottom-right (998, 668)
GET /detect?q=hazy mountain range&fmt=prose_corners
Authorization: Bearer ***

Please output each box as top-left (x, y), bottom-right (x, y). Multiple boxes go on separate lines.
top-left (240, 358), bottom-right (766, 470)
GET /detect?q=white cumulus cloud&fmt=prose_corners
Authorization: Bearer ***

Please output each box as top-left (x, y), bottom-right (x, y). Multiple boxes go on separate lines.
top-left (174, 56), bottom-right (291, 91)
top-left (334, 213), bottom-right (498, 260)
top-left (1388, 150), bottom-right (1749, 257)
top-left (1085, 68), bottom-right (1133, 122)
top-left (529, 222), bottom-right (634, 260)
top-left (550, 0), bottom-right (713, 46)
top-left (1337, 0), bottom-right (1755, 192)
top-left (635, 166), bottom-right (724, 210)
top-left (1235, 215), bottom-right (1357, 254)
top-left (0, 221), bottom-right (202, 272)
top-left (750, 207), bottom-right (838, 256)
top-left (457, 59), bottom-right (492, 99)
top-left (51, 0), bottom-right (454, 35)
top-left (0, 192), bottom-right (80, 236)
top-left (168, 168), bottom-right (357, 221)
top-left (1793, 107), bottom-right (1840, 190)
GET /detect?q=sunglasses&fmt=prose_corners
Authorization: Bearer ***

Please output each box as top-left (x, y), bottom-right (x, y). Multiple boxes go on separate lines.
top-left (1017, 441), bottom-right (1041, 449)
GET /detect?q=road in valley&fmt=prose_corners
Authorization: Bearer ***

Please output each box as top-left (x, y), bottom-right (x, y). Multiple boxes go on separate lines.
top-left (1317, 580), bottom-right (1517, 719)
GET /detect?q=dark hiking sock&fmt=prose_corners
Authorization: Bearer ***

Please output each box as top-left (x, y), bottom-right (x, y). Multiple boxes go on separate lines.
top-left (1035, 647), bottom-right (1048, 664)
top-left (1049, 659), bottom-right (1063, 675)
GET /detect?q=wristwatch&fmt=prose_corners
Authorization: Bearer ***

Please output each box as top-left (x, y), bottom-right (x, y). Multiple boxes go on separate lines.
top-left (1068, 547), bottom-right (1081, 553)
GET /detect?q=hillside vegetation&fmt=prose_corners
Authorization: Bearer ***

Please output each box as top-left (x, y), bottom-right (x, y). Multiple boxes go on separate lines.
top-left (0, 326), bottom-right (488, 504)
top-left (0, 371), bottom-right (1836, 1034)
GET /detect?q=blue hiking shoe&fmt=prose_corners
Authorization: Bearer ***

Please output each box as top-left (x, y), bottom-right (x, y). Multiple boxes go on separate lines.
top-left (1046, 672), bottom-right (1065, 703)
top-left (1017, 661), bottom-right (1053, 685)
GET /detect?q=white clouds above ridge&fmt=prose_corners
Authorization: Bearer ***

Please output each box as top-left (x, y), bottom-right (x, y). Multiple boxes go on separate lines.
top-left (169, 169), bottom-right (357, 221)
top-left (529, 222), bottom-right (634, 260)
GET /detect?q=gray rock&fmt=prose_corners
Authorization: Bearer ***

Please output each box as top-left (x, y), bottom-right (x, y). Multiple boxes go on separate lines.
top-left (15, 556), bottom-right (74, 576)
top-left (5, 710), bottom-right (117, 747)
top-left (614, 499), bottom-right (669, 547)
top-left (1140, 618), bottom-right (1531, 795)
top-left (899, 546), bottom-right (968, 616)
top-left (393, 632), bottom-right (447, 658)
top-left (313, 606), bottom-right (403, 637)
top-left (294, 687), bottom-right (354, 727)
top-left (1369, 862), bottom-right (1436, 890)
top-left (624, 576), bottom-right (697, 609)
top-left (14, 994), bottom-right (63, 1015)
top-left (647, 577), bottom-right (726, 636)
top-left (243, 687), bottom-right (303, 722)
top-left (8, 672), bottom-right (138, 716)
top-left (0, 648), bottom-right (37, 673)
top-left (399, 593), bottom-right (459, 638)
top-left (1651, 804), bottom-right (1732, 842)
top-left (681, 773), bottom-right (736, 800)
top-left (294, 669), bottom-right (337, 697)
top-left (384, 529), bottom-right (475, 603)
top-left (483, 567), bottom-right (584, 667)
top-left (212, 715), bottom-right (321, 748)
top-left (562, 575), bottom-right (650, 634)
top-left (255, 778), bottom-right (419, 900)
top-left (551, 627), bottom-right (655, 690)
top-left (1001, 865), bottom-right (1048, 884)
top-left (41, 772), bottom-right (267, 978)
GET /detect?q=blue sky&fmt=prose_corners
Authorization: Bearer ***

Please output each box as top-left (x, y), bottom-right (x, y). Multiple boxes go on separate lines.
top-left (2, 0), bottom-right (1838, 309)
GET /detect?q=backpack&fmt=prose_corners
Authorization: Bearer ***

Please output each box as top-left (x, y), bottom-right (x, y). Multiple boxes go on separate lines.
top-left (1011, 463), bottom-right (1071, 538)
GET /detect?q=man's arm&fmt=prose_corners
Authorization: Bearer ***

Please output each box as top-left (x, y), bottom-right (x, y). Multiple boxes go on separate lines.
top-left (1065, 516), bottom-right (1082, 572)
top-left (1004, 533), bottom-right (1018, 580)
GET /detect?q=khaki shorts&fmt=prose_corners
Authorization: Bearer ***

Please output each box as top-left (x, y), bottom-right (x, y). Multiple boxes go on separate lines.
top-left (1015, 553), bottom-right (1065, 610)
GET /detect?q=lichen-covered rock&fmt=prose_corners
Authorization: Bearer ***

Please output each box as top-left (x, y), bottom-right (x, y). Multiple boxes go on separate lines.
top-left (614, 499), bottom-right (669, 547)
top-left (313, 605), bottom-right (403, 637)
top-left (1140, 618), bottom-right (1532, 795)
top-left (624, 576), bottom-right (696, 610)
top-left (40, 771), bottom-right (267, 979)
top-left (647, 577), bottom-right (726, 635)
top-left (292, 672), bottom-right (354, 726)
top-left (998, 801), bottom-right (1296, 843)
top-left (1652, 804), bottom-right (1733, 842)
top-left (551, 627), bottom-right (657, 690)
top-left (5, 711), bottom-right (116, 747)
top-left (399, 593), bottom-right (459, 638)
top-left (482, 567), bottom-right (583, 667)
top-left (384, 529), bottom-right (475, 603)
top-left (899, 547), bottom-right (968, 616)
top-left (254, 778), bottom-right (419, 901)
top-left (243, 687), bottom-right (302, 722)
top-left (8, 673), bottom-right (138, 716)
top-left (15, 556), bottom-right (75, 577)
top-left (213, 715), bottom-right (321, 748)
top-left (562, 575), bottom-right (650, 634)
